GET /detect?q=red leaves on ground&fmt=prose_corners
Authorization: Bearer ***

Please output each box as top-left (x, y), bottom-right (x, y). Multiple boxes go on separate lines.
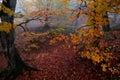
top-left (0, 30), bottom-right (120, 80)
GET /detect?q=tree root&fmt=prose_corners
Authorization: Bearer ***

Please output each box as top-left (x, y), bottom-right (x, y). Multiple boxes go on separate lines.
top-left (0, 47), bottom-right (39, 80)
top-left (0, 63), bottom-right (39, 80)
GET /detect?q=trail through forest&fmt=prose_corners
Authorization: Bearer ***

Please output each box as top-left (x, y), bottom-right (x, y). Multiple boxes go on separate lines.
top-left (1, 30), bottom-right (120, 80)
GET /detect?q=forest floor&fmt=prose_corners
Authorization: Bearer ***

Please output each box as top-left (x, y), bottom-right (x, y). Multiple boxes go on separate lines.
top-left (0, 30), bottom-right (120, 80)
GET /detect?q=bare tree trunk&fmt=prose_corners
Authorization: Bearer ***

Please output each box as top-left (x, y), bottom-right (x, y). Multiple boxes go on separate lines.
top-left (0, 0), bottom-right (38, 80)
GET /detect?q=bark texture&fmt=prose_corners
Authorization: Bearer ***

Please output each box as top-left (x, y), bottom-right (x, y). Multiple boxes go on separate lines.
top-left (0, 0), bottom-right (38, 80)
top-left (102, 12), bottom-right (111, 32)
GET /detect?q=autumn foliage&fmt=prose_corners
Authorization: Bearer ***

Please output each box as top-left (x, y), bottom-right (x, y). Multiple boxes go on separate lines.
top-left (0, 0), bottom-right (120, 79)
top-left (49, 0), bottom-right (120, 79)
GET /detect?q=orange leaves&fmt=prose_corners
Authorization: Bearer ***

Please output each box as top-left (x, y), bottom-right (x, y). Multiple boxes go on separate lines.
top-left (49, 33), bottom-right (79, 50)
top-left (95, 17), bottom-right (103, 22)
top-left (81, 49), bottom-right (104, 64)
top-left (71, 39), bottom-right (77, 44)
top-left (70, 33), bottom-right (81, 44)
top-left (0, 22), bottom-right (17, 33)
top-left (74, 27), bottom-right (119, 74)
top-left (74, 28), bottom-right (101, 61)
top-left (84, 0), bottom-right (120, 27)
top-left (49, 34), bottom-right (69, 45)
top-left (69, 16), bottom-right (74, 21)
top-left (83, 0), bottom-right (113, 27)
top-left (49, 24), bottom-right (118, 75)
top-left (49, 39), bottom-right (56, 45)
top-left (101, 64), bottom-right (107, 72)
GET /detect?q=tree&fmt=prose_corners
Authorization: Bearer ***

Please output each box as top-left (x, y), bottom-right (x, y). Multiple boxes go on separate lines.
top-left (70, 0), bottom-right (120, 31)
top-left (90, 0), bottom-right (120, 31)
top-left (66, 0), bottom-right (120, 78)
top-left (28, 0), bottom-right (70, 31)
top-left (0, 0), bottom-right (38, 80)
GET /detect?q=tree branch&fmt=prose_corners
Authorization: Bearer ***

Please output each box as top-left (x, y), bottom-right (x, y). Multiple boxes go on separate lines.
top-left (17, 16), bottom-right (44, 32)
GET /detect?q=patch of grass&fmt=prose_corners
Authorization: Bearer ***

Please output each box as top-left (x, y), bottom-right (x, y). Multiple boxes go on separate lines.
top-left (50, 25), bottom-right (66, 37)
top-left (28, 44), bottom-right (39, 49)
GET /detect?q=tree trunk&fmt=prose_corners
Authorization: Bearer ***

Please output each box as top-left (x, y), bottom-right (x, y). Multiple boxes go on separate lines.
top-left (102, 12), bottom-right (111, 32)
top-left (0, 0), bottom-right (38, 80)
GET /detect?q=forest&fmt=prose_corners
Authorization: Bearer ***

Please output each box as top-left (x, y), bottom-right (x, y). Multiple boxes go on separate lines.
top-left (0, 0), bottom-right (120, 80)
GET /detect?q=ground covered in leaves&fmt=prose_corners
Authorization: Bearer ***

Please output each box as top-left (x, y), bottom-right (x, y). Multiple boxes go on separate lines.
top-left (0, 30), bottom-right (120, 80)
